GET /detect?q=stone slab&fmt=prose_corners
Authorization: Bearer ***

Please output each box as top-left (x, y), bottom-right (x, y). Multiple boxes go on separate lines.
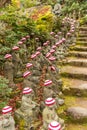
top-left (67, 107), bottom-right (87, 121)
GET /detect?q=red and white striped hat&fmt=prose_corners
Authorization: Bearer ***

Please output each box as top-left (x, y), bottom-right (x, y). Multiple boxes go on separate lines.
top-left (58, 32), bottom-right (62, 35)
top-left (23, 71), bottom-right (31, 78)
top-left (46, 52), bottom-right (51, 58)
top-left (67, 32), bottom-right (71, 36)
top-left (2, 106), bottom-right (12, 114)
top-left (17, 41), bottom-right (23, 45)
top-left (36, 47), bottom-right (42, 51)
top-left (43, 42), bottom-right (48, 46)
top-left (52, 45), bottom-right (56, 49)
top-left (22, 87), bottom-right (32, 94)
top-left (50, 66), bottom-right (56, 71)
top-left (26, 35), bottom-right (30, 39)
top-left (55, 34), bottom-right (58, 38)
top-left (56, 40), bottom-right (62, 46)
top-left (21, 37), bottom-right (26, 41)
top-left (48, 121), bottom-right (61, 130)
top-left (31, 54), bottom-right (37, 59)
top-left (35, 37), bottom-right (39, 41)
top-left (44, 80), bottom-right (52, 86)
top-left (49, 56), bottom-right (56, 61)
top-left (35, 51), bottom-right (41, 56)
top-left (26, 63), bottom-right (33, 68)
top-left (45, 97), bottom-right (55, 106)
top-left (71, 27), bottom-right (75, 30)
top-left (4, 54), bottom-right (12, 59)
top-left (50, 49), bottom-right (55, 54)
top-left (50, 32), bottom-right (55, 35)
top-left (46, 40), bottom-right (50, 44)
top-left (70, 29), bottom-right (74, 33)
top-left (62, 38), bottom-right (66, 42)
top-left (12, 46), bottom-right (19, 51)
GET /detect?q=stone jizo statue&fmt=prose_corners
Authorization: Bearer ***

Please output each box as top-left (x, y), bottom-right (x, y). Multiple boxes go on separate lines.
top-left (21, 87), bottom-right (40, 120)
top-left (4, 54), bottom-right (14, 86)
top-left (0, 106), bottom-right (15, 130)
top-left (42, 98), bottom-right (65, 130)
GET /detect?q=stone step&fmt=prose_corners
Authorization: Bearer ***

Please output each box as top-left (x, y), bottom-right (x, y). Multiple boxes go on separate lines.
top-left (77, 41), bottom-right (87, 46)
top-left (70, 46), bottom-right (87, 51)
top-left (79, 34), bottom-right (87, 37)
top-left (67, 58), bottom-right (87, 67)
top-left (62, 78), bottom-right (87, 96)
top-left (77, 37), bottom-right (87, 41)
top-left (79, 27), bottom-right (87, 31)
top-left (79, 30), bottom-right (87, 34)
top-left (61, 66), bottom-right (87, 80)
top-left (67, 106), bottom-right (87, 122)
top-left (69, 51), bottom-right (87, 58)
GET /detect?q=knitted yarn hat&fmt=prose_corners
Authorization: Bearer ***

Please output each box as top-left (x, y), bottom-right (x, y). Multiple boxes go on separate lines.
top-left (4, 54), bottom-right (12, 59)
top-left (46, 52), bottom-right (51, 58)
top-left (52, 45), bottom-right (56, 49)
top-left (22, 87), bottom-right (32, 94)
top-left (12, 46), bottom-right (19, 51)
top-left (2, 106), bottom-right (12, 114)
top-left (44, 80), bottom-right (52, 86)
top-left (48, 121), bottom-right (61, 130)
top-left (17, 41), bottom-right (23, 45)
top-left (36, 47), bottom-right (42, 51)
top-left (50, 66), bottom-right (56, 71)
top-left (26, 63), bottom-right (33, 68)
top-left (50, 49), bottom-right (55, 54)
top-left (31, 54), bottom-right (37, 59)
top-left (49, 56), bottom-right (56, 61)
top-left (23, 71), bottom-right (31, 78)
top-left (45, 97), bottom-right (55, 106)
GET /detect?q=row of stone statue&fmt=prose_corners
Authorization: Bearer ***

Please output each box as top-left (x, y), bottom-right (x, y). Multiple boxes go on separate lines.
top-left (1, 16), bottom-right (78, 130)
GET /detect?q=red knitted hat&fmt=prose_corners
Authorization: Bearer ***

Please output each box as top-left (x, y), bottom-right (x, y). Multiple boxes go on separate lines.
top-left (48, 121), bottom-right (61, 130)
top-left (45, 97), bottom-right (55, 106)
top-left (2, 106), bottom-right (12, 114)
top-left (22, 87), bottom-right (32, 94)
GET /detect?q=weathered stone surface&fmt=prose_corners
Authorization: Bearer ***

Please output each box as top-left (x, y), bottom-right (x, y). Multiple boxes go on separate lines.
top-left (69, 51), bottom-right (87, 58)
top-left (70, 46), bottom-right (87, 51)
top-left (68, 58), bottom-right (87, 67)
top-left (61, 66), bottom-right (87, 80)
top-left (67, 107), bottom-right (87, 121)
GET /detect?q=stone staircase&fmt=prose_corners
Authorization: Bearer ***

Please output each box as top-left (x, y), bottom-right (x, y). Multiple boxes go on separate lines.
top-left (60, 25), bottom-right (87, 127)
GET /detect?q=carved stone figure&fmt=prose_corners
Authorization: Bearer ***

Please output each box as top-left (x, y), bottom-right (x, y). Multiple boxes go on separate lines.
top-left (4, 54), bottom-right (14, 86)
top-left (53, 3), bottom-right (62, 16)
top-left (20, 87), bottom-right (40, 121)
top-left (15, 87), bottom-right (40, 129)
top-left (43, 80), bottom-right (64, 107)
top-left (12, 46), bottom-right (22, 77)
top-left (0, 106), bottom-right (15, 130)
top-left (42, 98), bottom-right (65, 130)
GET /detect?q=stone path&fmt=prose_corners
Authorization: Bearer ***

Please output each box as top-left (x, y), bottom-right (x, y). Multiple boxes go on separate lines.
top-left (60, 25), bottom-right (87, 129)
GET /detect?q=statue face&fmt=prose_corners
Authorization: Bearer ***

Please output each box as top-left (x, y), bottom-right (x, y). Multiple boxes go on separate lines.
top-left (48, 105), bottom-right (54, 110)
top-left (3, 113), bottom-right (11, 119)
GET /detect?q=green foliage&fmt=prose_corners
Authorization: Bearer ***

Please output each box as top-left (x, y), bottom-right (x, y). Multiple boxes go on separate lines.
top-left (0, 76), bottom-right (12, 110)
top-left (0, 76), bottom-right (12, 97)
top-left (36, 12), bottom-right (54, 32)
top-left (20, 0), bottom-right (37, 8)
top-left (80, 15), bottom-right (87, 25)
top-left (61, 0), bottom-right (87, 17)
